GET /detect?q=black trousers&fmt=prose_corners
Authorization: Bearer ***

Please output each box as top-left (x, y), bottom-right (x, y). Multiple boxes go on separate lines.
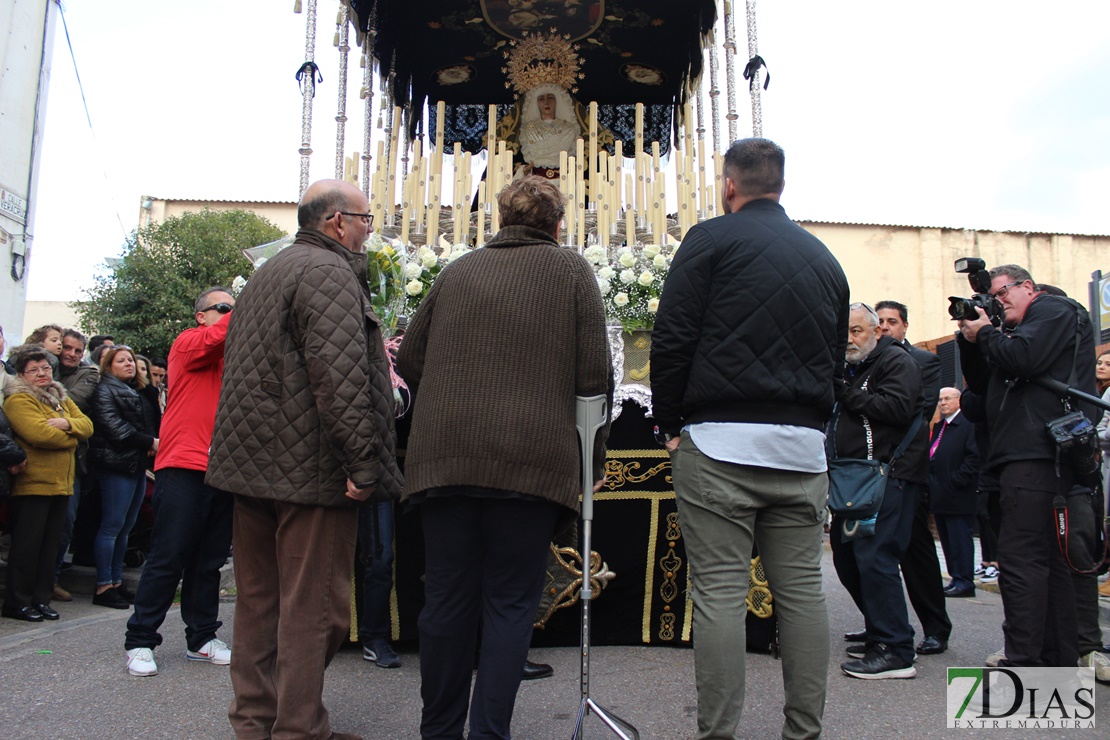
top-left (5, 495), bottom-right (69, 609)
top-left (418, 493), bottom-right (560, 740)
top-left (899, 493), bottom-right (952, 641)
top-left (977, 489), bottom-right (1001, 564)
top-left (997, 460), bottom-right (1078, 667)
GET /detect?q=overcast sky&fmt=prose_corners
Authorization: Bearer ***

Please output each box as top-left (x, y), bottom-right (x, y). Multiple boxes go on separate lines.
top-left (26, 0), bottom-right (1110, 302)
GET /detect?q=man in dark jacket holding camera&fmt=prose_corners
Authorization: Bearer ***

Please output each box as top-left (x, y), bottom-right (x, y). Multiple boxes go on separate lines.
top-left (652, 138), bottom-right (849, 740)
top-left (958, 263), bottom-right (1099, 668)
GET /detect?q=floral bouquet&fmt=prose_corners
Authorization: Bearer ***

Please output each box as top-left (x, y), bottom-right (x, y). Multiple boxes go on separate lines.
top-left (583, 244), bottom-right (676, 331)
top-left (367, 234), bottom-right (475, 329)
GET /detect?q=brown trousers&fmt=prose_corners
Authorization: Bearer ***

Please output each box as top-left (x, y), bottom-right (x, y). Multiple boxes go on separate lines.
top-left (228, 495), bottom-right (358, 740)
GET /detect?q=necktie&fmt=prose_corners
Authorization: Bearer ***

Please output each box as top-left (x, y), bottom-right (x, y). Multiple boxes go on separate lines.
top-left (929, 421), bottom-right (947, 459)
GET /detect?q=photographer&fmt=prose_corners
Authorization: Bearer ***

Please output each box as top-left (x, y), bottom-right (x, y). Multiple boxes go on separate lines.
top-left (957, 264), bottom-right (1100, 668)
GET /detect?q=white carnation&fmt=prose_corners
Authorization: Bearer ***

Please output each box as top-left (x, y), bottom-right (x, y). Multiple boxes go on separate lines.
top-left (598, 266), bottom-right (614, 280)
top-left (597, 278), bottom-right (611, 295)
top-left (404, 262), bottom-right (423, 279)
top-left (619, 269), bottom-right (636, 284)
top-left (613, 292), bottom-right (630, 307)
top-left (637, 270), bottom-right (655, 287)
top-left (583, 246), bottom-right (607, 265)
top-left (404, 280), bottom-right (424, 296)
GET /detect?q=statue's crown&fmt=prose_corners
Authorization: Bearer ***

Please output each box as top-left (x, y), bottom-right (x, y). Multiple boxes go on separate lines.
top-left (502, 30), bottom-right (582, 96)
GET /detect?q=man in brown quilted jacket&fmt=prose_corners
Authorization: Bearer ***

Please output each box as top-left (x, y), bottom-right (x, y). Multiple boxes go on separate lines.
top-left (207, 179), bottom-right (402, 740)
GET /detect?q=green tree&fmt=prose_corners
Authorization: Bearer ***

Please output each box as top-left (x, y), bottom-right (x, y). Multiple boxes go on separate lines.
top-left (73, 209), bottom-right (286, 358)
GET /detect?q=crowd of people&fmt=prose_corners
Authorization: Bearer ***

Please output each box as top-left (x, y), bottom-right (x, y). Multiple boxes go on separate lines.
top-left (0, 140), bottom-right (1108, 739)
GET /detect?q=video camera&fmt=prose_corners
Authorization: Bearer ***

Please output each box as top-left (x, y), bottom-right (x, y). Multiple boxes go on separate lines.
top-left (947, 257), bottom-right (1004, 326)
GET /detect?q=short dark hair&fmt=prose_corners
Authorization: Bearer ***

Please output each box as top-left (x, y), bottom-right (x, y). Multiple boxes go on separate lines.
top-left (874, 300), bottom-right (908, 323)
top-left (62, 329), bottom-right (88, 349)
top-left (8, 344), bottom-right (50, 373)
top-left (298, 187), bottom-right (351, 230)
top-left (195, 286), bottom-right (232, 314)
top-left (150, 357), bottom-right (167, 370)
top-left (88, 335), bottom-right (114, 353)
top-left (25, 324), bottom-right (63, 344)
top-left (497, 176), bottom-right (566, 234)
top-left (989, 264), bottom-right (1034, 286)
top-left (722, 138), bottom-right (785, 197)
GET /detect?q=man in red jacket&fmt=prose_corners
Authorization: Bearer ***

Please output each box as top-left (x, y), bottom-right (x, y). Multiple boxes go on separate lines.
top-left (122, 287), bottom-right (236, 677)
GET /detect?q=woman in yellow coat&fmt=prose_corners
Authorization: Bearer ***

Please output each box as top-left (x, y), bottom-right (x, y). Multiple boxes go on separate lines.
top-left (2, 345), bottom-right (93, 622)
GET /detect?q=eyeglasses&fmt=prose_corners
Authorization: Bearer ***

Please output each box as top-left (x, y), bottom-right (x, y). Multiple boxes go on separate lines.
top-left (201, 303), bottom-right (234, 314)
top-left (23, 367), bottom-right (53, 377)
top-left (990, 281), bottom-right (1025, 300)
top-left (326, 211), bottom-right (374, 227)
top-left (849, 302), bottom-right (878, 318)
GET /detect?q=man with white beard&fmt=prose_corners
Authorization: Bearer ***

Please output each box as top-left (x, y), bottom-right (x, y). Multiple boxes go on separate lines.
top-left (829, 303), bottom-right (930, 680)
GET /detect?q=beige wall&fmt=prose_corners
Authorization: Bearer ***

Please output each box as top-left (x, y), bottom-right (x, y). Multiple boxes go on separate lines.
top-left (20, 300), bottom-right (85, 342)
top-left (799, 222), bottom-right (1108, 343)
top-left (140, 198), bottom-right (297, 235)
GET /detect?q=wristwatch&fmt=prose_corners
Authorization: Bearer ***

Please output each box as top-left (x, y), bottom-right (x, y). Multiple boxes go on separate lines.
top-left (653, 425), bottom-right (676, 447)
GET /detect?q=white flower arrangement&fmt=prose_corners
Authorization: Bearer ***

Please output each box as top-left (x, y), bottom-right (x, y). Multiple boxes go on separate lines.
top-left (589, 243), bottom-right (678, 330)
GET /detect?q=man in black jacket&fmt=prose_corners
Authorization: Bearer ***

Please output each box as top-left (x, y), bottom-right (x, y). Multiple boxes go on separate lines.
top-left (651, 138), bottom-right (849, 740)
top-left (832, 303), bottom-right (928, 680)
top-left (871, 300), bottom-right (952, 656)
top-left (958, 264), bottom-right (1099, 668)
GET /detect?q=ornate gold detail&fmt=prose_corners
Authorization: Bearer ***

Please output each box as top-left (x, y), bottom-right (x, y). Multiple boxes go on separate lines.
top-left (502, 30), bottom-right (583, 95)
top-left (664, 512), bottom-right (681, 541)
top-left (628, 361), bottom-right (650, 382)
top-left (658, 544), bottom-right (682, 603)
top-left (603, 460), bottom-right (672, 490)
top-left (746, 556), bottom-right (774, 619)
top-left (533, 543), bottom-right (616, 628)
top-left (658, 612), bottom-right (676, 641)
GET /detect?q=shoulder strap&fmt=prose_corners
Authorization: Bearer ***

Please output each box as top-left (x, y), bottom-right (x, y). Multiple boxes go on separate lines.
top-left (885, 413), bottom-right (924, 464)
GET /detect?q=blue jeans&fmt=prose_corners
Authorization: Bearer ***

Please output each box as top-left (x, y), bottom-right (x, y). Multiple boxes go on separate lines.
top-left (95, 469), bottom-right (146, 586)
top-left (831, 477), bottom-right (920, 665)
top-left (357, 500), bottom-right (395, 643)
top-left (125, 468), bottom-right (234, 652)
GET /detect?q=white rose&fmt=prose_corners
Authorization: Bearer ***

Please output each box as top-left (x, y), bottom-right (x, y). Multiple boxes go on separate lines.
top-left (618, 252), bottom-right (637, 268)
top-left (449, 247), bottom-right (470, 262)
top-left (404, 280), bottom-right (423, 296)
top-left (231, 275), bottom-right (248, 296)
top-left (598, 266), bottom-right (614, 280)
top-left (619, 269), bottom-right (636, 284)
top-left (597, 277), bottom-right (611, 295)
top-left (637, 270), bottom-right (655, 287)
top-left (653, 253), bottom-right (667, 270)
top-left (642, 245), bottom-right (661, 259)
top-left (416, 245), bottom-right (434, 260)
top-left (421, 252), bottom-right (438, 269)
top-left (648, 297), bottom-right (660, 313)
top-left (613, 292), bottom-right (630, 307)
top-left (404, 262), bottom-right (423, 279)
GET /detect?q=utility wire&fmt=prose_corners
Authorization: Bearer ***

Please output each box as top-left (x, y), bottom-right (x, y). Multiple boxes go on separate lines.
top-left (57, 1), bottom-right (129, 241)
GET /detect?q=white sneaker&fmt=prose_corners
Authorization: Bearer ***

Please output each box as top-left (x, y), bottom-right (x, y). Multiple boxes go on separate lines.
top-left (979, 565), bottom-right (999, 583)
top-left (186, 638), bottom-right (231, 665)
top-left (126, 647), bottom-right (158, 677)
top-left (1078, 651), bottom-right (1110, 684)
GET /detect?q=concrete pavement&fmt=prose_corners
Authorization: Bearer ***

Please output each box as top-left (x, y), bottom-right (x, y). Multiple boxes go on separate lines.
top-left (0, 548), bottom-right (1107, 739)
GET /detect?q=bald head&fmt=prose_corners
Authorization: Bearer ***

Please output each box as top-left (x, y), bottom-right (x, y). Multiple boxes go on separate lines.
top-left (298, 179), bottom-right (372, 252)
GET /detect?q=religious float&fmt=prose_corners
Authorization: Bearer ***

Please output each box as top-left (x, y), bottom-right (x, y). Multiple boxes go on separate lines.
top-left (272, 0), bottom-right (777, 650)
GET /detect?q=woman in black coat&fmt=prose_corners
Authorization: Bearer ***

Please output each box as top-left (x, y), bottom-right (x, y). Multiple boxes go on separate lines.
top-left (88, 346), bottom-right (159, 609)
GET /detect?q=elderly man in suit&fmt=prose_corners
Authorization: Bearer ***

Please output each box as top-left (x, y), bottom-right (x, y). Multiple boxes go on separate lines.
top-left (928, 387), bottom-right (981, 598)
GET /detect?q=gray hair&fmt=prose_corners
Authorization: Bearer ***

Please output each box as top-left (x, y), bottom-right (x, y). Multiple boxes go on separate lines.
top-left (195, 286), bottom-right (232, 314)
top-left (849, 302), bottom-right (879, 328)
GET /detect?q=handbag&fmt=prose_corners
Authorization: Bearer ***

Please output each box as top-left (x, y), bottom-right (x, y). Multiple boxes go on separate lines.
top-left (826, 382), bottom-right (923, 524)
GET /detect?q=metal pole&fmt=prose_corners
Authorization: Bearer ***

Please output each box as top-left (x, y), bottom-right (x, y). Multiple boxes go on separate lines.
top-left (298, 0), bottom-right (319, 197)
top-left (744, 0), bottom-right (763, 137)
top-left (707, 30), bottom-right (722, 153)
top-left (334, 2), bottom-right (351, 179)
top-left (722, 0), bottom-right (739, 143)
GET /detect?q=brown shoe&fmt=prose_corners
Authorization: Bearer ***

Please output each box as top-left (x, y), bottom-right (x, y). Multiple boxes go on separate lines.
top-left (1099, 579), bottom-right (1110, 598)
top-left (53, 584), bottom-right (73, 602)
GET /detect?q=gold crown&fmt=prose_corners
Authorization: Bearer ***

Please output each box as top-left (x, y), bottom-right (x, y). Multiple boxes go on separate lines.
top-left (502, 30), bottom-right (582, 96)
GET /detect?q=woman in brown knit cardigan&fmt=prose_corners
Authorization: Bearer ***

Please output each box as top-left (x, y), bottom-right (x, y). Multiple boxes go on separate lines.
top-left (398, 176), bottom-right (612, 739)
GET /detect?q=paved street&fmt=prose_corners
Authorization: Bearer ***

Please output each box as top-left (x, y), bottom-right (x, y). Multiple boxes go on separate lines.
top-left (1, 547), bottom-right (1107, 739)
